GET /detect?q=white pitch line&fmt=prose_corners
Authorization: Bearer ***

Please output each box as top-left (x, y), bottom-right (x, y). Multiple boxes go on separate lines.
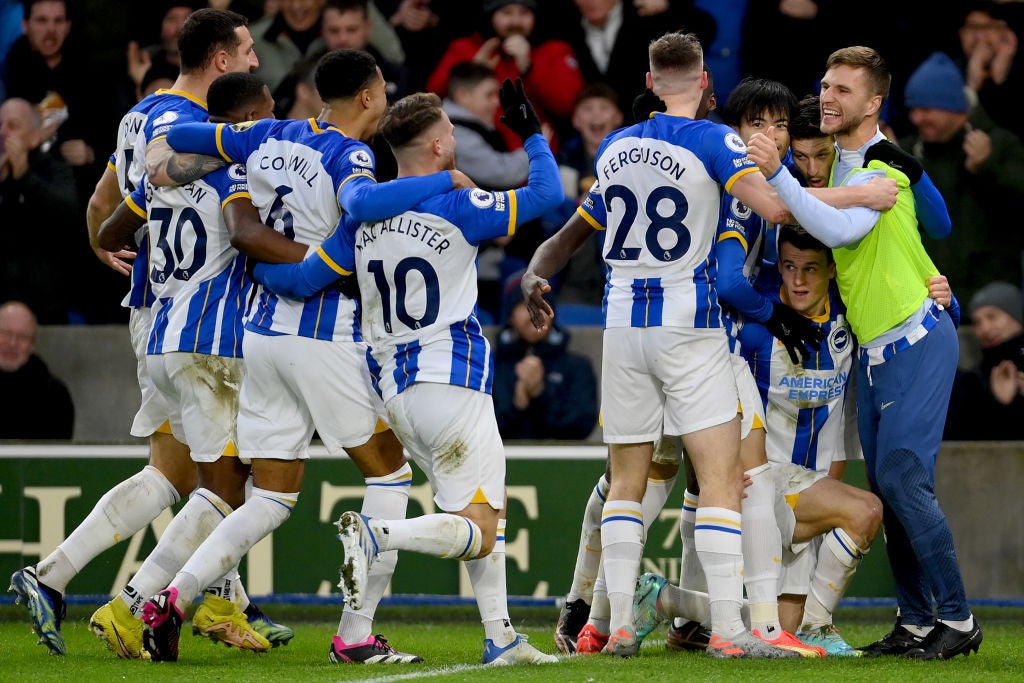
top-left (341, 639), bottom-right (666, 682)
top-left (341, 662), bottom-right (495, 683)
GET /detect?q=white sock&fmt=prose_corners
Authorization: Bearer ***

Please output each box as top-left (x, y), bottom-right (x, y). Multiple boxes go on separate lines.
top-left (339, 464), bottom-right (412, 644)
top-left (171, 489), bottom-right (297, 607)
top-left (466, 518), bottom-right (515, 647)
top-left (372, 513), bottom-right (482, 560)
top-left (567, 475), bottom-right (608, 604)
top-left (40, 467), bottom-right (179, 594)
top-left (641, 474), bottom-right (677, 540)
top-left (601, 499), bottom-right (644, 632)
top-left (742, 464), bottom-right (783, 637)
top-left (802, 527), bottom-right (866, 629)
top-left (661, 582), bottom-right (711, 624)
top-left (118, 488), bottom-right (232, 615)
top-left (696, 506), bottom-right (744, 637)
top-left (231, 571), bottom-right (250, 611)
top-left (679, 489), bottom-right (707, 592)
top-left (587, 563), bottom-right (610, 634)
top-left (939, 615), bottom-right (974, 631)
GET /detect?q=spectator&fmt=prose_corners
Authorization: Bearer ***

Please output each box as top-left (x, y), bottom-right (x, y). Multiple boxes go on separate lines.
top-left (565, 0), bottom-right (716, 116)
top-left (946, 281), bottom-right (1024, 440)
top-left (956, 0), bottom-right (1024, 140)
top-left (0, 97), bottom-right (80, 324)
top-left (0, 301), bottom-right (74, 439)
top-left (5, 0), bottom-right (111, 211)
top-left (250, 0), bottom-right (327, 92)
top-left (442, 61), bottom-right (547, 319)
top-left (322, 0), bottom-right (407, 101)
top-left (443, 61), bottom-right (539, 189)
top-left (271, 47), bottom-right (325, 119)
top-left (125, 2), bottom-right (199, 103)
top-left (138, 58), bottom-right (181, 100)
top-left (378, 0), bottom-right (478, 92)
top-left (427, 0), bottom-right (584, 151)
top-left (899, 50), bottom-right (1024, 301)
top-left (492, 280), bottom-right (598, 440)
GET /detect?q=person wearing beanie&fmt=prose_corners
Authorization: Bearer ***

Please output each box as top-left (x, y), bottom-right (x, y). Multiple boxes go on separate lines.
top-left (946, 280), bottom-right (1024, 439)
top-left (427, 0), bottom-right (584, 152)
top-left (905, 52), bottom-right (970, 114)
top-left (899, 51), bottom-right (1024, 301)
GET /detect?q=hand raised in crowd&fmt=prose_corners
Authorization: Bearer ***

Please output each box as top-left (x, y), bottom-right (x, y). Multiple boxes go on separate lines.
top-left (126, 41), bottom-right (152, 90)
top-left (987, 22), bottom-right (1018, 84)
top-left (513, 353), bottom-right (545, 409)
top-left (1, 133), bottom-right (29, 180)
top-left (60, 139), bottom-right (95, 167)
top-left (473, 37), bottom-right (502, 70)
top-left (389, 0), bottom-right (438, 32)
top-left (962, 126), bottom-right (993, 174)
top-left (989, 359), bottom-right (1024, 405)
top-left (502, 34), bottom-right (531, 73)
top-left (633, 0), bottom-right (670, 17)
top-left (778, 0), bottom-right (819, 20)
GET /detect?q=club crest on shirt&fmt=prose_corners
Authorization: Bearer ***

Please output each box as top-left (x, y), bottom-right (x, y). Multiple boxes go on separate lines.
top-left (724, 132), bottom-right (746, 154)
top-left (470, 189), bottom-right (496, 209)
top-left (829, 324), bottom-right (850, 354)
top-left (349, 150), bottom-right (373, 167)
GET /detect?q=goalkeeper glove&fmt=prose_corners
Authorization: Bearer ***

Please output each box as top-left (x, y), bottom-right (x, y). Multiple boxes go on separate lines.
top-left (764, 301), bottom-right (822, 364)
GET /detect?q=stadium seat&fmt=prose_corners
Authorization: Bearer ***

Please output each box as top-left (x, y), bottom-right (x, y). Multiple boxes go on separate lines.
top-left (555, 304), bottom-right (604, 326)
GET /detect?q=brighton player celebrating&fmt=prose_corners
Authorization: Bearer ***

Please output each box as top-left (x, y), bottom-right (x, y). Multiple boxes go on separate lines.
top-left (253, 82), bottom-right (563, 665)
top-left (136, 50), bottom-right (464, 664)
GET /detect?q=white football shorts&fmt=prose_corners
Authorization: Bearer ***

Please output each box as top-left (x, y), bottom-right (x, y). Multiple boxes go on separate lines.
top-left (237, 332), bottom-right (383, 460)
top-left (129, 306), bottom-right (174, 438)
top-left (601, 326), bottom-right (738, 443)
top-left (384, 383), bottom-right (505, 513)
top-left (147, 352), bottom-right (244, 462)
top-left (652, 354), bottom-right (764, 465)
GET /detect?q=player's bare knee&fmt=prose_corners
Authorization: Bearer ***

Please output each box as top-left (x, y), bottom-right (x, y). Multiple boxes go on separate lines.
top-left (196, 457), bottom-right (250, 509)
top-left (855, 491), bottom-right (884, 543)
top-left (149, 432), bottom-right (196, 496)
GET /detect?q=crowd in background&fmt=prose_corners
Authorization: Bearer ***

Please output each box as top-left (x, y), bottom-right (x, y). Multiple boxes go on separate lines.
top-left (2, 0), bottom-right (1024, 439)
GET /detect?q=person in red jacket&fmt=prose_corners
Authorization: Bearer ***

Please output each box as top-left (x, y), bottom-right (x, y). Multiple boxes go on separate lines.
top-left (427, 0), bottom-right (583, 151)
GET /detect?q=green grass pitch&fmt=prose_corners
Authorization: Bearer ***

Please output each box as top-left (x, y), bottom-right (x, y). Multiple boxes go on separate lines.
top-left (1, 604), bottom-right (1022, 682)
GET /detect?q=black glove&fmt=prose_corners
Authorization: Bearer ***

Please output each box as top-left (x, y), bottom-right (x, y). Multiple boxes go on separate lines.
top-left (864, 140), bottom-right (923, 184)
top-left (632, 88), bottom-right (665, 123)
top-left (333, 273), bottom-right (361, 301)
top-left (498, 77), bottom-right (542, 142)
top-left (764, 302), bottom-right (822, 364)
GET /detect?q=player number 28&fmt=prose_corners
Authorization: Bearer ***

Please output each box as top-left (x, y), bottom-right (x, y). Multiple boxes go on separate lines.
top-left (604, 184), bottom-right (691, 262)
